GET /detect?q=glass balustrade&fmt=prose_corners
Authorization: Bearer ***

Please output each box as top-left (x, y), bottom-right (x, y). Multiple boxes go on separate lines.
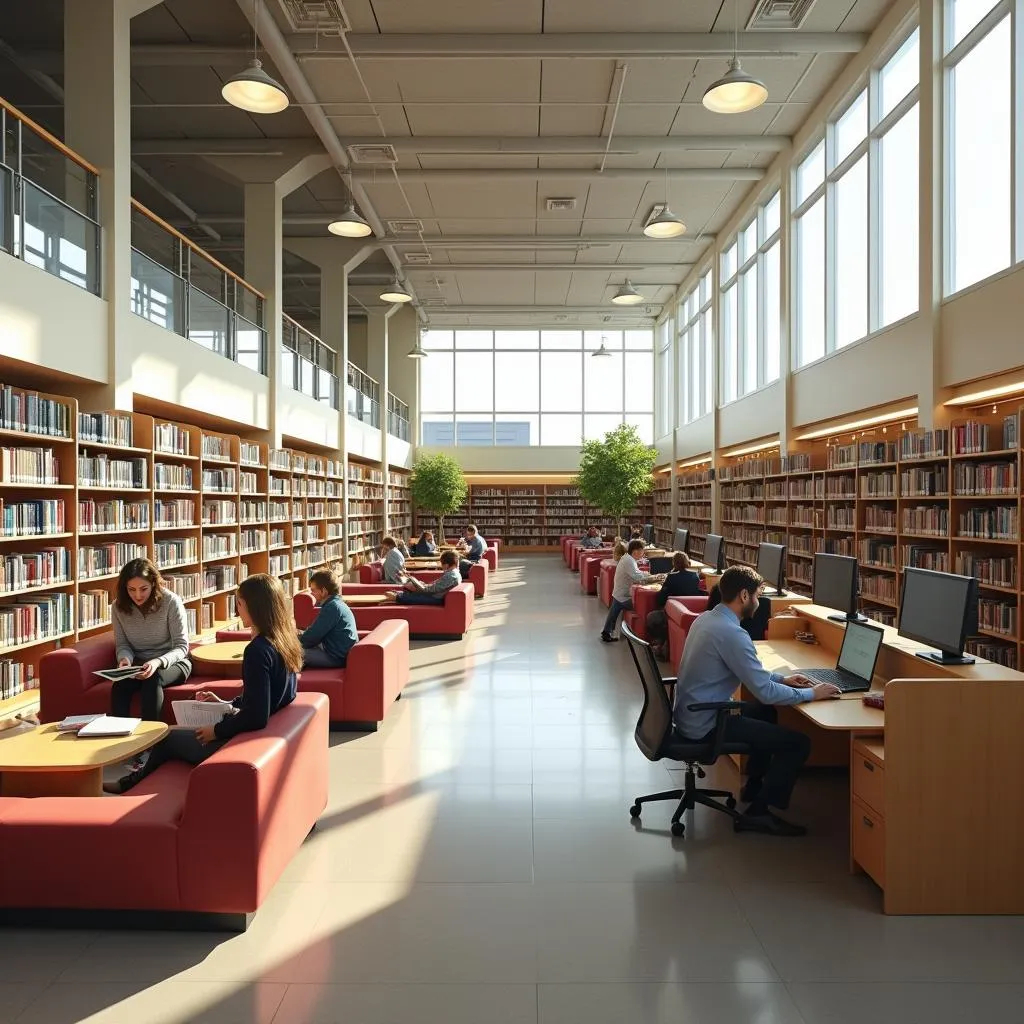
top-left (387, 392), bottom-right (410, 440)
top-left (281, 315), bottom-right (340, 408)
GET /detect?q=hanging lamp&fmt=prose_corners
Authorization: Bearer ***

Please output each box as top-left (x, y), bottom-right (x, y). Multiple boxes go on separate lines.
top-left (407, 340), bottom-right (427, 359)
top-left (611, 280), bottom-right (645, 305)
top-left (222, 2), bottom-right (289, 114)
top-left (643, 168), bottom-right (686, 238)
top-left (702, 0), bottom-right (768, 114)
top-left (380, 278), bottom-right (413, 303)
top-left (328, 201), bottom-right (373, 238)
top-left (591, 336), bottom-right (613, 358)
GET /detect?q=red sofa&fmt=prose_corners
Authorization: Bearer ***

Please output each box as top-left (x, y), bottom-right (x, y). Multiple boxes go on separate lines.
top-left (311, 584), bottom-right (474, 640)
top-left (561, 536), bottom-right (577, 565)
top-left (666, 596), bottom-right (710, 668)
top-left (579, 549), bottom-right (612, 594)
top-left (358, 558), bottom-right (488, 598)
top-left (598, 560), bottom-right (618, 607)
top-left (0, 692), bottom-right (328, 931)
top-left (623, 583), bottom-right (663, 639)
top-left (39, 622), bottom-right (410, 731)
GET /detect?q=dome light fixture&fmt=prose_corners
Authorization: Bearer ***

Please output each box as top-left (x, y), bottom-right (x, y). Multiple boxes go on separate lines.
top-left (380, 278), bottom-right (413, 303)
top-left (611, 279), bottom-right (645, 305)
top-left (643, 206), bottom-right (687, 238)
top-left (221, 2), bottom-right (289, 114)
top-left (327, 201), bottom-right (373, 238)
top-left (702, 0), bottom-right (768, 115)
top-left (407, 340), bottom-right (427, 359)
top-left (591, 336), bottom-right (613, 358)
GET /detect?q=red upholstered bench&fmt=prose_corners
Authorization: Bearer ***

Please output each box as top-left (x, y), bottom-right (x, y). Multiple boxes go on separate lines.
top-left (579, 549), bottom-right (612, 594)
top-left (358, 558), bottom-right (488, 598)
top-left (598, 559), bottom-right (617, 607)
top-left (623, 583), bottom-right (663, 640)
top-left (561, 536), bottom-right (577, 566)
top-left (307, 584), bottom-right (474, 640)
top-left (483, 543), bottom-right (499, 573)
top-left (666, 596), bottom-right (710, 668)
top-left (0, 692), bottom-right (328, 931)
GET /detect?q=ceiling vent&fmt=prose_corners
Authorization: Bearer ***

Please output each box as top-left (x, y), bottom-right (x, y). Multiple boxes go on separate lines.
top-left (403, 251), bottom-right (433, 265)
top-left (387, 219), bottom-right (423, 234)
top-left (746, 0), bottom-right (819, 30)
top-left (545, 197), bottom-right (577, 212)
top-left (347, 144), bottom-right (398, 165)
top-left (421, 297), bottom-right (447, 307)
top-left (280, 0), bottom-right (351, 34)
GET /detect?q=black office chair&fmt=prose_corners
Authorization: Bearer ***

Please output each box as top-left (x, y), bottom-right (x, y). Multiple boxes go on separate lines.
top-left (621, 623), bottom-right (751, 837)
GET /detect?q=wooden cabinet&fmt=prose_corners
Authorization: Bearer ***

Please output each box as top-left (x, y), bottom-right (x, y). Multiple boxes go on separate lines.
top-left (851, 738), bottom-right (886, 889)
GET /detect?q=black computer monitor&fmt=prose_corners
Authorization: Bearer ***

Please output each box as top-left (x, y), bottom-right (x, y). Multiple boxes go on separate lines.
top-left (674, 527), bottom-right (689, 554)
top-left (642, 523), bottom-right (654, 544)
top-left (813, 553), bottom-right (866, 623)
top-left (755, 542), bottom-right (787, 596)
top-left (898, 566), bottom-right (979, 665)
top-left (703, 533), bottom-right (725, 573)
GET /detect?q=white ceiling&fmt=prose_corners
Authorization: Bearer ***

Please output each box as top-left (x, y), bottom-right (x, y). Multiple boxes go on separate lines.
top-left (0, 0), bottom-right (896, 328)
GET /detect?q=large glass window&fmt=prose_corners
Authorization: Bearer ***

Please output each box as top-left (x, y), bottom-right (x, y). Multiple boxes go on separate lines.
top-left (793, 27), bottom-right (920, 368)
top-left (678, 269), bottom-right (713, 424)
top-left (419, 328), bottom-right (654, 445)
top-left (655, 318), bottom-right (672, 437)
top-left (719, 192), bottom-right (782, 401)
top-left (944, 9), bottom-right (1012, 294)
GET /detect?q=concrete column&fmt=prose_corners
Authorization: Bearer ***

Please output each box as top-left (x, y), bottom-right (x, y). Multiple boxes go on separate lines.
top-left (387, 307), bottom-right (420, 443)
top-left (243, 183), bottom-right (283, 446)
top-left (63, 0), bottom-right (160, 410)
top-left (366, 309), bottom-right (392, 531)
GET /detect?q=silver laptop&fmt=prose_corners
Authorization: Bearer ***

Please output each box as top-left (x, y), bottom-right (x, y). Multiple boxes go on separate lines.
top-left (799, 619), bottom-right (884, 693)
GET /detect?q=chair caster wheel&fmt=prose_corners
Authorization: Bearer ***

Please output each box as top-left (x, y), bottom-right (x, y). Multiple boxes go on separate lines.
top-left (671, 821), bottom-right (685, 837)
top-left (629, 804), bottom-right (641, 818)
top-left (725, 796), bottom-right (737, 810)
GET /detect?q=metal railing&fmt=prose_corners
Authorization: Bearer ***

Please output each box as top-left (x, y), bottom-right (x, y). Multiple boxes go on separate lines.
top-left (130, 200), bottom-right (266, 374)
top-left (0, 97), bottom-right (101, 295)
top-left (387, 392), bottom-right (410, 441)
top-left (282, 314), bottom-right (339, 408)
top-left (347, 363), bottom-right (381, 429)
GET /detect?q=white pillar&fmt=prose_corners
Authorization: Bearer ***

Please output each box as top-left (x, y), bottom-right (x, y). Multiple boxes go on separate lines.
top-left (387, 307), bottom-right (420, 444)
top-left (367, 310), bottom-right (391, 531)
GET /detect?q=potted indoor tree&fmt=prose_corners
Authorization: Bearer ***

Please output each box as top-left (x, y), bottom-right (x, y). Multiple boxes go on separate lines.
top-left (575, 423), bottom-right (657, 539)
top-left (410, 451), bottom-right (468, 545)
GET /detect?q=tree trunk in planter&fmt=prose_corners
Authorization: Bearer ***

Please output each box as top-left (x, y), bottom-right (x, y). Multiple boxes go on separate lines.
top-left (438, 515), bottom-right (445, 546)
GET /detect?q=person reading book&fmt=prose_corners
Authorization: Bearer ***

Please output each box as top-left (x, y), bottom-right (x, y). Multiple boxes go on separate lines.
top-left (384, 550), bottom-right (461, 606)
top-left (105, 573), bottom-right (300, 794)
top-left (380, 536), bottom-right (406, 583)
top-left (299, 569), bottom-right (358, 668)
top-left (110, 558), bottom-right (192, 721)
top-left (412, 530), bottom-right (438, 556)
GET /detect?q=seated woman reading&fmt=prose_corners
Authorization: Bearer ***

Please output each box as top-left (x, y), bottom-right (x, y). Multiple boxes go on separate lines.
top-left (380, 536), bottom-right (406, 583)
top-left (645, 552), bottom-right (703, 658)
top-left (411, 530), bottom-right (438, 556)
top-left (110, 558), bottom-right (192, 721)
top-left (299, 569), bottom-right (358, 668)
top-left (105, 573), bottom-right (301, 794)
top-left (385, 550), bottom-right (461, 606)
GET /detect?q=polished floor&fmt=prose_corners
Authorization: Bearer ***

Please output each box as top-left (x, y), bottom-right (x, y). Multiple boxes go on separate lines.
top-left (5, 555), bottom-right (1024, 1023)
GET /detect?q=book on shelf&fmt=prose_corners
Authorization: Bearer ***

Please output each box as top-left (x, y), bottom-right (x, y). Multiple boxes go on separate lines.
top-left (154, 463), bottom-right (193, 490)
top-left (78, 412), bottom-right (132, 447)
top-left (0, 385), bottom-right (70, 439)
top-left (1, 548), bottom-right (71, 592)
top-left (201, 435), bottom-right (233, 461)
top-left (79, 542), bottom-right (148, 578)
top-left (154, 498), bottom-right (195, 528)
top-left (1, 498), bottom-right (65, 536)
top-left (0, 447), bottom-right (61, 484)
top-left (78, 453), bottom-right (148, 489)
top-left (155, 423), bottom-right (191, 456)
top-left (79, 499), bottom-right (150, 532)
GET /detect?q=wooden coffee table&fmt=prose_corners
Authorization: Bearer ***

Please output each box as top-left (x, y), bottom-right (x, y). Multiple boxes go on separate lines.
top-left (341, 593), bottom-right (390, 606)
top-left (0, 721), bottom-right (168, 797)
top-left (191, 640), bottom-right (248, 678)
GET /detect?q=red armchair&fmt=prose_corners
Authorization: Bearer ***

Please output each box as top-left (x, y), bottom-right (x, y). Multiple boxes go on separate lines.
top-left (561, 536), bottom-right (577, 565)
top-left (0, 692), bottom-right (328, 930)
top-left (666, 596), bottom-right (710, 669)
top-left (357, 558), bottom-right (488, 598)
top-left (624, 583), bottom-right (663, 640)
top-left (598, 559), bottom-right (617, 607)
top-left (579, 549), bottom-right (612, 594)
top-left (303, 584), bottom-right (474, 640)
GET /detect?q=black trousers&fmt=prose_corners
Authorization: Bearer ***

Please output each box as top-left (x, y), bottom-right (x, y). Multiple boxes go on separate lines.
top-left (110, 660), bottom-right (192, 721)
top-left (397, 592), bottom-right (445, 606)
top-left (705, 703), bottom-right (811, 811)
top-left (135, 727), bottom-right (225, 782)
top-left (458, 558), bottom-right (476, 580)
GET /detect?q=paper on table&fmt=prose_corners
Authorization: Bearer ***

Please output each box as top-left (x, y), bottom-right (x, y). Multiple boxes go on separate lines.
top-left (172, 700), bottom-right (233, 728)
top-left (77, 716), bottom-right (141, 738)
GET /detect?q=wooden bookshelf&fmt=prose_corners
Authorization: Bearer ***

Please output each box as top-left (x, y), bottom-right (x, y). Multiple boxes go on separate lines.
top-left (387, 467), bottom-right (412, 544)
top-left (676, 461), bottom-right (713, 559)
top-left (652, 468), bottom-right (673, 546)
top-left (347, 457), bottom-right (385, 571)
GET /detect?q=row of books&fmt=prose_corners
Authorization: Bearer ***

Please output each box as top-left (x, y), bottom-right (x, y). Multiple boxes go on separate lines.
top-left (0, 659), bottom-right (35, 698)
top-left (952, 418), bottom-right (1017, 455)
top-left (78, 588), bottom-right (111, 630)
top-left (0, 386), bottom-right (70, 439)
top-left (154, 537), bottom-right (198, 568)
top-left (240, 441), bottom-right (262, 466)
top-left (860, 574), bottom-right (898, 604)
top-left (78, 412), bottom-right (132, 446)
top-left (78, 455), bottom-right (147, 489)
top-left (901, 466), bottom-right (948, 495)
top-left (903, 546), bottom-right (950, 571)
top-left (204, 565), bottom-right (237, 594)
top-left (0, 447), bottom-right (61, 485)
top-left (241, 501), bottom-right (266, 523)
top-left (80, 499), bottom-right (149, 532)
top-left (978, 598), bottom-right (1016, 637)
top-left (155, 499), bottom-right (194, 528)
top-left (900, 429), bottom-right (949, 460)
top-left (902, 506), bottom-right (950, 536)
top-left (966, 639), bottom-right (1016, 668)
top-left (1, 549), bottom-right (70, 593)
top-left (201, 469), bottom-right (236, 492)
top-left (241, 529), bottom-right (267, 553)
top-left (957, 506), bottom-right (1018, 540)
top-left (863, 507), bottom-right (897, 531)
top-left (293, 526), bottom-right (323, 544)
top-left (79, 543), bottom-right (148, 579)
top-left (952, 461), bottom-right (1017, 495)
top-left (954, 552), bottom-right (1017, 588)
top-left (155, 422), bottom-right (191, 456)
top-left (155, 464), bottom-right (193, 490)
top-left (860, 473), bottom-right (898, 497)
top-left (0, 499), bottom-right (65, 537)
top-left (202, 535), bottom-right (238, 560)
top-left (858, 538), bottom-right (897, 566)
top-left (201, 436), bottom-right (232, 461)
top-left (269, 449), bottom-right (291, 471)
top-left (202, 500), bottom-right (236, 525)
top-left (0, 592), bottom-right (74, 648)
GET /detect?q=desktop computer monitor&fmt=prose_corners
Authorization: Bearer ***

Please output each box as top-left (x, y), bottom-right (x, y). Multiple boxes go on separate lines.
top-left (755, 542), bottom-right (787, 596)
top-left (674, 527), bottom-right (689, 554)
top-left (898, 566), bottom-right (979, 665)
top-left (642, 523), bottom-right (654, 544)
top-left (813, 553), bottom-right (865, 623)
top-left (703, 533), bottom-right (725, 573)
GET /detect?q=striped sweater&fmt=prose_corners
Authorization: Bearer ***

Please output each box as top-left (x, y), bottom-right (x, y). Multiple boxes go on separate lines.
top-left (112, 590), bottom-right (192, 672)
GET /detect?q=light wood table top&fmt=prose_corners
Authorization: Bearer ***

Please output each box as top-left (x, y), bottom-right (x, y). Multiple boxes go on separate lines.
top-left (191, 641), bottom-right (247, 666)
top-left (342, 593), bottom-right (390, 606)
top-left (0, 721), bottom-right (168, 797)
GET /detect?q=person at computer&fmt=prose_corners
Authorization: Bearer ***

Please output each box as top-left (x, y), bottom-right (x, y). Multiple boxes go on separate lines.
top-left (674, 565), bottom-right (841, 836)
top-left (581, 526), bottom-right (604, 549)
top-left (645, 551), bottom-right (703, 658)
top-left (412, 530), bottom-right (438, 556)
top-left (380, 535), bottom-right (406, 583)
top-left (110, 557), bottom-right (193, 722)
top-left (601, 539), bottom-right (666, 643)
top-left (106, 573), bottom-right (300, 794)
top-left (456, 524), bottom-right (486, 580)
top-left (385, 549), bottom-right (462, 605)
top-left (298, 570), bottom-right (358, 668)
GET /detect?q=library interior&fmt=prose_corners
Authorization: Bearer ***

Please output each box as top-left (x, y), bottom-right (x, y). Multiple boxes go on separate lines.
top-left (1, 0), bottom-right (1024, 1021)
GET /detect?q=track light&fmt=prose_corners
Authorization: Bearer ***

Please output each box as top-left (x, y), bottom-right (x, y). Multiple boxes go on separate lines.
top-left (221, 3), bottom-right (288, 114)
top-left (327, 202), bottom-right (373, 238)
top-left (611, 280), bottom-right (645, 305)
top-left (380, 279), bottom-right (413, 303)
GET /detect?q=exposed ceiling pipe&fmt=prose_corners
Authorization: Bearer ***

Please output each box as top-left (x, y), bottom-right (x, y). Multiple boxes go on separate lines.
top-left (598, 64), bottom-right (627, 174)
top-left (351, 168), bottom-right (763, 183)
top-left (233, 0), bottom-right (425, 320)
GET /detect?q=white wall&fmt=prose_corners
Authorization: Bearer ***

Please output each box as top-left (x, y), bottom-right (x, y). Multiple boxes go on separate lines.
top-left (0, 256), bottom-right (108, 382)
top-left (417, 445), bottom-right (583, 473)
top-left (348, 319), bottom-right (368, 371)
top-left (279, 390), bottom-right (340, 449)
top-left (719, 381), bottom-right (785, 448)
top-left (388, 436), bottom-right (413, 469)
top-left (348, 417), bottom-right (382, 462)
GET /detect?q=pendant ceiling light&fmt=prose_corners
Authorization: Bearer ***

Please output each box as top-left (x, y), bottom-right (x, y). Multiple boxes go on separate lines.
top-left (611, 279), bottom-right (645, 305)
top-left (643, 168), bottom-right (686, 239)
top-left (407, 340), bottom-right (427, 359)
top-left (591, 336), bottom-right (613, 358)
top-left (702, 0), bottom-right (768, 114)
top-left (222, 2), bottom-right (289, 114)
top-left (328, 200), bottom-right (373, 238)
top-left (380, 278), bottom-right (413, 303)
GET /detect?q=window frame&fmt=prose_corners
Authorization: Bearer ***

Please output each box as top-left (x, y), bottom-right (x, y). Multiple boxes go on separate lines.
top-left (677, 267), bottom-right (714, 425)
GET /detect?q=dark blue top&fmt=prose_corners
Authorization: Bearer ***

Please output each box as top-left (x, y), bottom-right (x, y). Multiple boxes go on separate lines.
top-left (655, 569), bottom-right (703, 609)
top-left (412, 538), bottom-right (438, 556)
top-left (299, 594), bottom-right (358, 662)
top-left (464, 535), bottom-right (486, 561)
top-left (215, 634), bottom-right (297, 740)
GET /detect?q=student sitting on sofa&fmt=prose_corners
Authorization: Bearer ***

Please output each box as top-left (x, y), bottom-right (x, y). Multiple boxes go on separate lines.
top-left (385, 550), bottom-right (462, 606)
top-left (412, 530), bottom-right (438, 556)
top-left (380, 535), bottom-right (406, 583)
top-left (581, 526), bottom-right (604, 549)
top-left (110, 557), bottom-right (192, 722)
top-left (456, 524), bottom-right (486, 580)
top-left (645, 552), bottom-right (703, 658)
top-left (393, 533), bottom-right (411, 557)
top-left (106, 573), bottom-right (300, 794)
top-left (298, 569), bottom-right (358, 668)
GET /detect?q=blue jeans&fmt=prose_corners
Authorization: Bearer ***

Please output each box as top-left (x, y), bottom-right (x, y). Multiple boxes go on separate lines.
top-left (397, 592), bottom-right (445, 606)
top-left (603, 597), bottom-right (633, 635)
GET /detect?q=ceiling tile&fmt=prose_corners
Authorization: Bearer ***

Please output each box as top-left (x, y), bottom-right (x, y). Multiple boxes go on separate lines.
top-left (534, 272), bottom-right (573, 304)
top-left (365, 0), bottom-right (544, 32)
top-left (582, 181), bottom-right (646, 219)
top-left (543, 0), bottom-right (722, 31)
top-left (406, 105), bottom-right (541, 136)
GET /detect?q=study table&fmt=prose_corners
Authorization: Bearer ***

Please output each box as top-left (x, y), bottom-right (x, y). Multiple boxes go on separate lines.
top-left (751, 606), bottom-right (1024, 915)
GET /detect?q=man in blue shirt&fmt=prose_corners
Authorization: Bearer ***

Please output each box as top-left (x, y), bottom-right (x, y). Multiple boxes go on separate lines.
top-left (299, 570), bottom-right (358, 668)
top-left (457, 524), bottom-right (486, 580)
top-left (380, 536), bottom-right (406, 583)
top-left (674, 565), bottom-right (840, 836)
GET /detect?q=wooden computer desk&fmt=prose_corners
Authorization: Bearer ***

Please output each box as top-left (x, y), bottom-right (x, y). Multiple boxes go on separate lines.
top-left (699, 570), bottom-right (812, 617)
top-left (753, 606), bottom-right (1024, 916)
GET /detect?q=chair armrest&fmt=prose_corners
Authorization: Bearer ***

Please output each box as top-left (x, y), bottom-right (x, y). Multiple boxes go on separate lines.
top-left (686, 700), bottom-right (755, 759)
top-left (661, 676), bottom-right (677, 686)
top-left (686, 700), bottom-right (747, 712)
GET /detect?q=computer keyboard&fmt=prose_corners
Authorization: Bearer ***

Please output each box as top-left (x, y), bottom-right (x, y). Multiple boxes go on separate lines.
top-left (803, 668), bottom-right (868, 692)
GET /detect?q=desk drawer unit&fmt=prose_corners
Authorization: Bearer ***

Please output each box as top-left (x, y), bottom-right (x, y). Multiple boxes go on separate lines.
top-left (852, 797), bottom-right (886, 888)
top-left (851, 739), bottom-right (885, 817)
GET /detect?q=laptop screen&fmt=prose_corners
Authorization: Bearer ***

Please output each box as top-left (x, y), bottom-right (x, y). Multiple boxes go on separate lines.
top-left (837, 620), bottom-right (884, 680)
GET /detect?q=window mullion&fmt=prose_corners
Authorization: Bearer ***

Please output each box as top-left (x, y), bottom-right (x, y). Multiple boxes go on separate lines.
top-left (943, 0), bottom-right (1012, 65)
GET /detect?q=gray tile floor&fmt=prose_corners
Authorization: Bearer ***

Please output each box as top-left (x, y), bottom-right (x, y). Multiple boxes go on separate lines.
top-left (5, 556), bottom-right (1024, 1022)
